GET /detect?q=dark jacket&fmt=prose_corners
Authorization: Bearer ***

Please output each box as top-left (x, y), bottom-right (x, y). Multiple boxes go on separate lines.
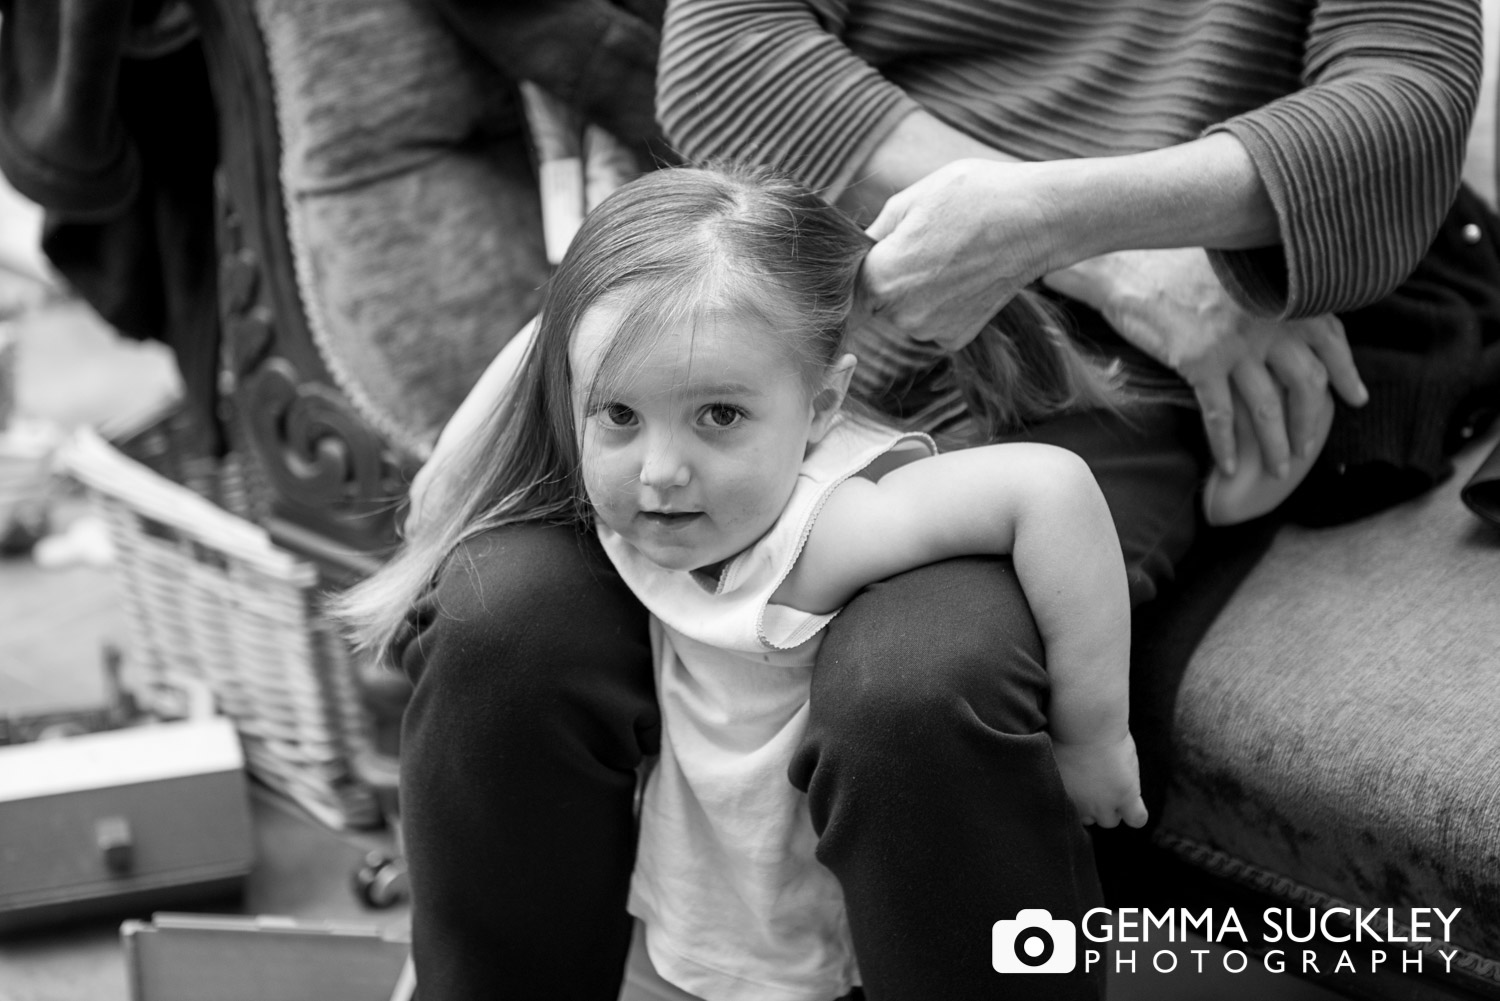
top-left (0, 0), bottom-right (221, 447)
top-left (1292, 185), bottom-right (1500, 524)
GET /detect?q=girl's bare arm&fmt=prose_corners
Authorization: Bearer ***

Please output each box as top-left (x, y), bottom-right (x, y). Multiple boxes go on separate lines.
top-left (778, 442), bottom-right (1130, 746)
top-left (777, 442), bottom-right (1144, 825)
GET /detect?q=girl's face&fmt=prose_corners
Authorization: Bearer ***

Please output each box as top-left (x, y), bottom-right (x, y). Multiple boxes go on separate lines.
top-left (571, 299), bottom-right (847, 574)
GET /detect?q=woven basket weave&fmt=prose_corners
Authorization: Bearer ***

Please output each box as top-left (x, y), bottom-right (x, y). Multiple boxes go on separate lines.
top-left (61, 427), bottom-right (380, 831)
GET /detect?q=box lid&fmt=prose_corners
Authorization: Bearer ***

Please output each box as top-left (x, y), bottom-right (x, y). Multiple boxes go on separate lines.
top-left (0, 718), bottom-right (243, 802)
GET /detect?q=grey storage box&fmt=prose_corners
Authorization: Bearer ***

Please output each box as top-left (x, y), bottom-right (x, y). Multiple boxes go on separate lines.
top-left (122, 913), bottom-right (411, 1001)
top-left (0, 718), bottom-right (253, 933)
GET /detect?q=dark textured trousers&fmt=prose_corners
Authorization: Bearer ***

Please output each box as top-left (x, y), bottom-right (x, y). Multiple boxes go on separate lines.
top-left (397, 394), bottom-right (1206, 1001)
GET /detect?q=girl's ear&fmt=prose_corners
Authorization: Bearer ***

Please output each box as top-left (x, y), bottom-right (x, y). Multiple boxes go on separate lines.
top-left (808, 353), bottom-right (857, 444)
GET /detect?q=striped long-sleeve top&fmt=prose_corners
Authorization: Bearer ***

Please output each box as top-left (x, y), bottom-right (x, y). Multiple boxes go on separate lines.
top-left (657, 0), bottom-right (1484, 318)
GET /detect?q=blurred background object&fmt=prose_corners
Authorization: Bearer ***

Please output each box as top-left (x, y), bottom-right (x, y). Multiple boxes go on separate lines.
top-left (0, 93), bottom-right (407, 1001)
top-left (0, 167), bottom-right (49, 298)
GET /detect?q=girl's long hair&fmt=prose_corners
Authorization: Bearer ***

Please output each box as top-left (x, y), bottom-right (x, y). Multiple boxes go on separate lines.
top-left (334, 162), bottom-right (1119, 663)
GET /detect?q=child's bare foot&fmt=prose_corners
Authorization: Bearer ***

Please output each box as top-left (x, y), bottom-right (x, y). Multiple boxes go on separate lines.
top-left (1201, 388), bottom-right (1335, 526)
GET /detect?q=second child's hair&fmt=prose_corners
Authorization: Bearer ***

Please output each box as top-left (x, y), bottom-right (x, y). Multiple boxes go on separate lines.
top-left (335, 162), bottom-right (1118, 661)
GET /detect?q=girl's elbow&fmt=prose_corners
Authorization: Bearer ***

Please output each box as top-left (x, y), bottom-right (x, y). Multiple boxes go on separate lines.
top-left (1022, 447), bottom-right (1111, 522)
top-left (1026, 445), bottom-right (1100, 497)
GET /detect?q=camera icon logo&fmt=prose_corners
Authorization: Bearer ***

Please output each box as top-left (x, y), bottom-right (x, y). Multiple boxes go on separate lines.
top-left (992, 909), bottom-right (1077, 973)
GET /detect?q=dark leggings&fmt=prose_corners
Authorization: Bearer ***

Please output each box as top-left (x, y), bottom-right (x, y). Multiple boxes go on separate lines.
top-left (398, 398), bottom-right (1206, 1001)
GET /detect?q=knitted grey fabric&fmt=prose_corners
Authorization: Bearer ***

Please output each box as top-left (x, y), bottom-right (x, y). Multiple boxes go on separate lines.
top-left (1160, 429), bottom-right (1500, 970)
top-left (255, 0), bottom-right (549, 456)
top-left (658, 0), bottom-right (1483, 320)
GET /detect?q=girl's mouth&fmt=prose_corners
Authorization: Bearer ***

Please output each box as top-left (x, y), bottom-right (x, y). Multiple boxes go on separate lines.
top-left (640, 511), bottom-right (703, 527)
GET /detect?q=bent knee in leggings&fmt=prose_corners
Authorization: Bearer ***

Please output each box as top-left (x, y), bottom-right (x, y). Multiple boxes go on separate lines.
top-left (398, 525), bottom-right (649, 1001)
top-left (809, 555), bottom-right (1051, 746)
top-left (399, 521), bottom-right (655, 750)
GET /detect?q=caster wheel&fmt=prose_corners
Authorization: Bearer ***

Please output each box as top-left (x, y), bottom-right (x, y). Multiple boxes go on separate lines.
top-left (353, 849), bottom-right (409, 908)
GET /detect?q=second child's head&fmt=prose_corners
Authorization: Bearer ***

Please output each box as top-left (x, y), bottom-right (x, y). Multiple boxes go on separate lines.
top-left (553, 165), bottom-right (867, 572)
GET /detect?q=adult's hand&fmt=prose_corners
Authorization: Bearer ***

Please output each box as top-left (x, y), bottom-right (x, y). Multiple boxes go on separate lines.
top-left (1044, 248), bottom-right (1368, 477)
top-left (855, 159), bottom-right (1062, 352)
top-left (850, 136), bottom-right (1281, 368)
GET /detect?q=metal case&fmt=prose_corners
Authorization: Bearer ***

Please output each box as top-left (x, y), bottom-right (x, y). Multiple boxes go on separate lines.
top-left (0, 718), bottom-right (253, 933)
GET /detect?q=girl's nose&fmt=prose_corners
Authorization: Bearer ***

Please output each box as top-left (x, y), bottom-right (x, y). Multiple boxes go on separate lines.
top-left (639, 434), bottom-right (691, 489)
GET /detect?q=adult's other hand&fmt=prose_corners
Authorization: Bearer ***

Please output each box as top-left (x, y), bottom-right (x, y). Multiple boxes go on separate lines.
top-left (1045, 248), bottom-right (1368, 477)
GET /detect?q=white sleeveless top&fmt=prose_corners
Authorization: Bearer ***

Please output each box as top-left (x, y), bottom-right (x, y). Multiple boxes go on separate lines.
top-left (597, 417), bottom-right (935, 1001)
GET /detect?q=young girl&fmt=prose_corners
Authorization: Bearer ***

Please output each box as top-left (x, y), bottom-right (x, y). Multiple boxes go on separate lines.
top-left (341, 163), bottom-right (1147, 1000)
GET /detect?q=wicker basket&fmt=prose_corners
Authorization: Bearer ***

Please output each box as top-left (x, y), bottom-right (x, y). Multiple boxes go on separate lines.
top-left (60, 427), bottom-right (380, 831)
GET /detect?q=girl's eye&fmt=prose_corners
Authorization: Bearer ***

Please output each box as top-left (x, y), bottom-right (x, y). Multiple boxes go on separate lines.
top-left (598, 403), bottom-right (636, 427)
top-left (702, 404), bottom-right (744, 429)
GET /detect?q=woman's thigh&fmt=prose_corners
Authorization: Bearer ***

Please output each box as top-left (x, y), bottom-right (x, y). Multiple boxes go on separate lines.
top-left (797, 556), bottom-right (1104, 999)
top-left (1002, 396), bottom-right (1208, 607)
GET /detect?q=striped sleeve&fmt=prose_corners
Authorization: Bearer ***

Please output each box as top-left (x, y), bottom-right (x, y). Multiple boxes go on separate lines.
top-left (657, 0), bottom-right (920, 193)
top-left (1206, 0), bottom-right (1484, 319)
